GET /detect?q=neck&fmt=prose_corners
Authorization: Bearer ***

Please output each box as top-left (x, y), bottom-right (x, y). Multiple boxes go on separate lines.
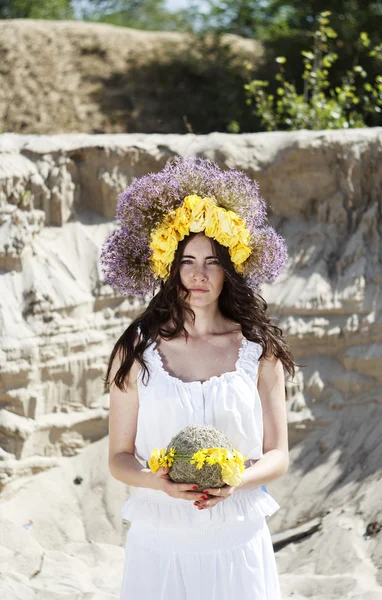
top-left (182, 303), bottom-right (226, 337)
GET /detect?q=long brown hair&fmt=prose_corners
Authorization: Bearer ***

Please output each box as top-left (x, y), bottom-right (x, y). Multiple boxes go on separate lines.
top-left (105, 233), bottom-right (299, 395)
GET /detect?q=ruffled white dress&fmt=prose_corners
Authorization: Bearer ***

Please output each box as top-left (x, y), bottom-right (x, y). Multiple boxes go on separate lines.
top-left (120, 336), bottom-right (281, 600)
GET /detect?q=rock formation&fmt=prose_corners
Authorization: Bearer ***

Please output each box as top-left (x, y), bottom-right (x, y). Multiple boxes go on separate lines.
top-left (0, 129), bottom-right (381, 599)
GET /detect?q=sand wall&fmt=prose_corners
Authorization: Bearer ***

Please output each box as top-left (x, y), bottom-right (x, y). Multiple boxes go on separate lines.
top-left (0, 130), bottom-right (381, 599)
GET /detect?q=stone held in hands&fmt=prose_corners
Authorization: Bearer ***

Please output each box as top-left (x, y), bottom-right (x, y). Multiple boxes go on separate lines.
top-left (166, 424), bottom-right (237, 491)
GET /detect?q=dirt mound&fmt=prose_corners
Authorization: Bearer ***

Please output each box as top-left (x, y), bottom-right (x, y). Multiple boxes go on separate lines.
top-left (0, 19), bottom-right (260, 135)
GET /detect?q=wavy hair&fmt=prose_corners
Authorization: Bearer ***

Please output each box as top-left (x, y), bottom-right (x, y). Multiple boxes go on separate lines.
top-left (105, 233), bottom-right (299, 396)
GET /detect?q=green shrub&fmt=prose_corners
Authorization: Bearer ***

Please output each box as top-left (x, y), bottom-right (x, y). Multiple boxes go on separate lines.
top-left (245, 11), bottom-right (382, 130)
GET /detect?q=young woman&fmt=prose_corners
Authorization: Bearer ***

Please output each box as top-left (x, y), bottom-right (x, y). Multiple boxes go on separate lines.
top-left (101, 157), bottom-right (296, 600)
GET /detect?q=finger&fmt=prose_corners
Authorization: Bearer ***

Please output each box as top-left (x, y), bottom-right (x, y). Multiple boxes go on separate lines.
top-left (198, 497), bottom-right (224, 509)
top-left (203, 486), bottom-right (228, 496)
top-left (183, 492), bottom-right (207, 502)
top-left (168, 490), bottom-right (207, 502)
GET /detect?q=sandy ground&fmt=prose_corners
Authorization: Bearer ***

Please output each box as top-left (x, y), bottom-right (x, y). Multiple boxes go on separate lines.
top-left (1, 436), bottom-right (382, 600)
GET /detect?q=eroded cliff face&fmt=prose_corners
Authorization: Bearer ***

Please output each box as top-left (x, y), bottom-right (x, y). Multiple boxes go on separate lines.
top-left (0, 130), bottom-right (381, 599)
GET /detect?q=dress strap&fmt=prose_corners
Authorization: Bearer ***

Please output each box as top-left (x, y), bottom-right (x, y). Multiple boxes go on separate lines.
top-left (143, 340), bottom-right (163, 373)
top-left (239, 338), bottom-right (263, 375)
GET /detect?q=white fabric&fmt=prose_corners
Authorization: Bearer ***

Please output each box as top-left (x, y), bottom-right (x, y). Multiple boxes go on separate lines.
top-left (121, 517), bottom-right (281, 600)
top-left (134, 336), bottom-right (265, 466)
top-left (120, 336), bottom-right (281, 600)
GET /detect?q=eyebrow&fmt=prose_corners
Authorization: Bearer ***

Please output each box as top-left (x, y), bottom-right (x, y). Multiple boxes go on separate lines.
top-left (182, 255), bottom-right (218, 259)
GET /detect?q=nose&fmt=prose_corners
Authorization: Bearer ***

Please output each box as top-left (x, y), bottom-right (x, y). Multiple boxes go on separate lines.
top-left (192, 263), bottom-right (208, 281)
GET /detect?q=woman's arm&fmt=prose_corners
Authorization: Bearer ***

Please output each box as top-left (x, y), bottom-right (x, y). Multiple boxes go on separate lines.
top-left (108, 351), bottom-right (209, 503)
top-left (236, 352), bottom-right (289, 490)
top-left (108, 352), bottom-right (156, 488)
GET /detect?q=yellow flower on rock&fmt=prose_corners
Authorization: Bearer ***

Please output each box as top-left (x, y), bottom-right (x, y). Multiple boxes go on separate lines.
top-left (166, 447), bottom-right (176, 467)
top-left (221, 462), bottom-right (243, 486)
top-left (205, 450), bottom-right (220, 466)
top-left (148, 448), bottom-right (167, 472)
top-left (148, 444), bottom-right (247, 486)
top-left (190, 449), bottom-right (207, 469)
top-left (233, 450), bottom-right (247, 465)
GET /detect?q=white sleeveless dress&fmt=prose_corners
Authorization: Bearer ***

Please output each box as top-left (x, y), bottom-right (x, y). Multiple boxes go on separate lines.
top-left (119, 336), bottom-right (282, 600)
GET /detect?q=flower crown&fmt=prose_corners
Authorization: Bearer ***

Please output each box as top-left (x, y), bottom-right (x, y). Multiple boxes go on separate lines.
top-left (150, 194), bottom-right (251, 279)
top-left (100, 156), bottom-right (288, 296)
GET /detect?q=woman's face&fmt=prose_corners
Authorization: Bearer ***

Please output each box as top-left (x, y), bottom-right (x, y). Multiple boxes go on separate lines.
top-left (179, 234), bottom-right (225, 306)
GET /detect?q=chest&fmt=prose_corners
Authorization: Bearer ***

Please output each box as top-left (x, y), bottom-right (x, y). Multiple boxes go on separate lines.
top-left (154, 338), bottom-right (243, 384)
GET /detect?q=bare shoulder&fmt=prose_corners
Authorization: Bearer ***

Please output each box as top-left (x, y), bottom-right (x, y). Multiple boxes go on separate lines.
top-left (110, 350), bottom-right (141, 390)
top-left (258, 350), bottom-right (280, 372)
top-left (258, 350), bottom-right (286, 401)
top-left (109, 334), bottom-right (141, 390)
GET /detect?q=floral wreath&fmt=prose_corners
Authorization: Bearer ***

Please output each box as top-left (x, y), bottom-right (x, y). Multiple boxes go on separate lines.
top-left (150, 194), bottom-right (251, 279)
top-left (100, 156), bottom-right (288, 296)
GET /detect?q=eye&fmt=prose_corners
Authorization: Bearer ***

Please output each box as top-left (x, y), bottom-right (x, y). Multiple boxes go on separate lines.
top-left (207, 259), bottom-right (220, 265)
top-left (180, 259), bottom-right (193, 264)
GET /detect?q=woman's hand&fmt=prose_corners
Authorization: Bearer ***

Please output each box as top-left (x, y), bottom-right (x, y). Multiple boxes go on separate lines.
top-left (195, 484), bottom-right (237, 510)
top-left (150, 467), bottom-right (210, 503)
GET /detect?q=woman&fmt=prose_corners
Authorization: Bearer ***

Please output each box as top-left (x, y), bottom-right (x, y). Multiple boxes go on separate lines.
top-left (101, 157), bottom-right (296, 600)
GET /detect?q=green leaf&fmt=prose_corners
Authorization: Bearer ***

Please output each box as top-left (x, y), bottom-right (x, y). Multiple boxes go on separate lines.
top-left (360, 32), bottom-right (371, 47)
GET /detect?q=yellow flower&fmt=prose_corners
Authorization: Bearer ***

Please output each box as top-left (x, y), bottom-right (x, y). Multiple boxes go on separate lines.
top-left (221, 462), bottom-right (243, 486)
top-left (148, 447), bottom-right (167, 473)
top-left (203, 203), bottom-right (220, 239)
top-left (164, 454), bottom-right (174, 467)
top-left (153, 229), bottom-right (177, 255)
top-left (224, 449), bottom-right (235, 461)
top-left (229, 242), bottom-right (252, 265)
top-left (149, 225), bottom-right (178, 276)
top-left (212, 209), bottom-right (234, 246)
top-left (190, 449), bottom-right (207, 469)
top-left (149, 194), bottom-right (252, 279)
top-left (205, 448), bottom-right (224, 465)
top-left (165, 447), bottom-right (176, 467)
top-left (169, 207), bottom-right (191, 240)
top-left (151, 258), bottom-right (169, 279)
top-left (213, 209), bottom-right (248, 248)
top-left (153, 444), bottom-right (248, 486)
top-left (233, 450), bottom-right (248, 466)
top-left (183, 195), bottom-right (208, 233)
top-left (183, 194), bottom-right (216, 213)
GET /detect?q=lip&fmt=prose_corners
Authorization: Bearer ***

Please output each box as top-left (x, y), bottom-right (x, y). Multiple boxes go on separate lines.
top-left (189, 288), bottom-right (209, 293)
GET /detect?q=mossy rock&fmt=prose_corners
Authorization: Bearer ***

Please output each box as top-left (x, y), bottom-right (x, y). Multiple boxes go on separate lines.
top-left (166, 424), bottom-right (234, 491)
